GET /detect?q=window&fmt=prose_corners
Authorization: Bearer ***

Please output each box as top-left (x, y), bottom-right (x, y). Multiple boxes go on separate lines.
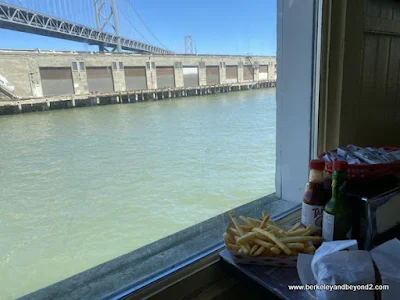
top-left (0, 0), bottom-right (320, 299)
top-left (174, 61), bottom-right (182, 68)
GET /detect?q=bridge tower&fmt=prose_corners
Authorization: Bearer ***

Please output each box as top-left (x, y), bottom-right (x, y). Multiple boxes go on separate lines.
top-left (185, 35), bottom-right (194, 54)
top-left (94, 0), bottom-right (121, 52)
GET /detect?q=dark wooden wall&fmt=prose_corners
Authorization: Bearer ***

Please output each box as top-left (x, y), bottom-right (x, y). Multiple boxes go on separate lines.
top-left (359, 0), bottom-right (400, 145)
top-left (319, 0), bottom-right (400, 152)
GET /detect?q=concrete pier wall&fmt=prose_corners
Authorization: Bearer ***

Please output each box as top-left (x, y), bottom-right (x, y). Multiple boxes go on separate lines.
top-left (243, 65), bottom-right (254, 81)
top-left (226, 66), bottom-right (238, 83)
top-left (0, 81), bottom-right (276, 115)
top-left (156, 66), bottom-right (175, 89)
top-left (206, 66), bottom-right (219, 85)
top-left (86, 67), bottom-right (114, 93)
top-left (259, 65), bottom-right (269, 80)
top-left (0, 50), bottom-right (276, 100)
top-left (183, 67), bottom-right (199, 87)
top-left (124, 67), bottom-right (147, 90)
top-left (39, 67), bottom-right (74, 96)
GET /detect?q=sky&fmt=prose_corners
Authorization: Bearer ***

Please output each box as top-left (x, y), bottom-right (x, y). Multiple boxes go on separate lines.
top-left (0, 0), bottom-right (276, 55)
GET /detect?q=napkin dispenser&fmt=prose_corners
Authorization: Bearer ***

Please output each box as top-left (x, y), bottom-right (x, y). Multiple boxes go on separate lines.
top-left (351, 186), bottom-right (400, 250)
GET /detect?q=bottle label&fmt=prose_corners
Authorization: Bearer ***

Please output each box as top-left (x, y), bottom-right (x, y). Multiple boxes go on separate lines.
top-left (301, 203), bottom-right (324, 235)
top-left (322, 211), bottom-right (334, 241)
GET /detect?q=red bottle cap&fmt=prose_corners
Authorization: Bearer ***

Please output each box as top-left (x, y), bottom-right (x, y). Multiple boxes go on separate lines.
top-left (309, 159), bottom-right (325, 170)
top-left (333, 160), bottom-right (348, 171)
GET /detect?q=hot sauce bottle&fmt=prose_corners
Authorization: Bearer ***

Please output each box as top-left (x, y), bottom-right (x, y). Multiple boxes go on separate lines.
top-left (322, 160), bottom-right (352, 241)
top-left (301, 159), bottom-right (325, 237)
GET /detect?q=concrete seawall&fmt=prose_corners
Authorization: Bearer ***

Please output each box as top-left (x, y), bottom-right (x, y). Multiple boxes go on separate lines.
top-left (0, 50), bottom-right (276, 115)
top-left (0, 50), bottom-right (276, 96)
top-left (0, 80), bottom-right (275, 115)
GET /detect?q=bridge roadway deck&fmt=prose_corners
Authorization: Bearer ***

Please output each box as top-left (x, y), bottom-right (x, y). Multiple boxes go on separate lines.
top-left (0, 2), bottom-right (171, 54)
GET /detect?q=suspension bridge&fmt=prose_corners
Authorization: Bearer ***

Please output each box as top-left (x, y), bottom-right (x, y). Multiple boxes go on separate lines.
top-left (0, 0), bottom-right (276, 109)
top-left (0, 0), bottom-right (171, 54)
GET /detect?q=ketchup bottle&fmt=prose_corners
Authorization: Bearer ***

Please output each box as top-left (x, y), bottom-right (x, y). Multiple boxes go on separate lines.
top-left (301, 159), bottom-right (325, 237)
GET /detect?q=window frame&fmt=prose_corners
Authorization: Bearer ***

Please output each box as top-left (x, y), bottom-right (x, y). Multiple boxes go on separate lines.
top-left (112, 61), bottom-right (118, 70)
top-left (275, 0), bottom-right (322, 202)
top-left (71, 61), bottom-right (78, 71)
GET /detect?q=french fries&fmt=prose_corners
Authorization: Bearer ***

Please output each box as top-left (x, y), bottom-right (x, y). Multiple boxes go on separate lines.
top-left (229, 212), bottom-right (244, 236)
top-left (236, 232), bottom-right (258, 245)
top-left (225, 212), bottom-right (322, 258)
top-left (288, 221), bottom-right (301, 232)
top-left (248, 218), bottom-right (262, 226)
top-left (254, 246), bottom-right (265, 256)
top-left (239, 216), bottom-right (254, 226)
top-left (252, 228), bottom-right (291, 255)
top-left (253, 238), bottom-right (274, 249)
top-left (249, 244), bottom-right (259, 255)
top-left (259, 214), bottom-right (270, 229)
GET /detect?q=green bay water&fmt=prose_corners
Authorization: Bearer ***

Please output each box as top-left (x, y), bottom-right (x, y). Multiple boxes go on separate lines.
top-left (0, 89), bottom-right (276, 299)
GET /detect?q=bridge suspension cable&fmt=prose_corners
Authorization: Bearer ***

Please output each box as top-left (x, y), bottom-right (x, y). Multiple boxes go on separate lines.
top-left (117, 6), bottom-right (151, 45)
top-left (122, 0), bottom-right (169, 51)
